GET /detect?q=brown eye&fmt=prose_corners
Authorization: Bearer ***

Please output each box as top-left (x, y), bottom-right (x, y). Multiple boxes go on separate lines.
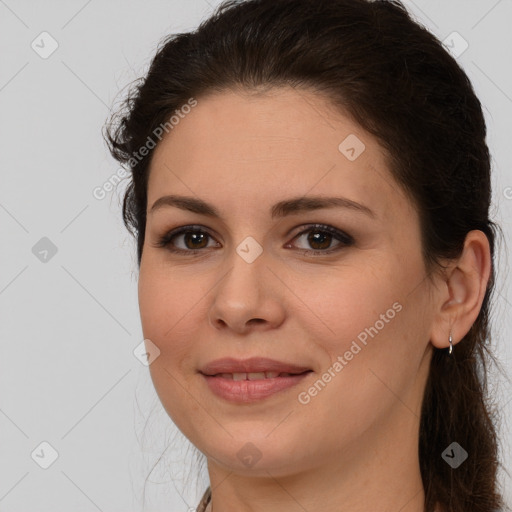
top-left (306, 230), bottom-right (333, 250)
top-left (156, 226), bottom-right (219, 253)
top-left (288, 224), bottom-right (354, 254)
top-left (181, 231), bottom-right (210, 250)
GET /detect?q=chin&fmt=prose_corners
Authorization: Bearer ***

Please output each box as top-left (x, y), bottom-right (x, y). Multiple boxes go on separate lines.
top-left (196, 432), bottom-right (308, 476)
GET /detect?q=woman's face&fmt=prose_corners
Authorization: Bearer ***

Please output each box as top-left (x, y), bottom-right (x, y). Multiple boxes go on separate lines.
top-left (138, 87), bottom-right (437, 478)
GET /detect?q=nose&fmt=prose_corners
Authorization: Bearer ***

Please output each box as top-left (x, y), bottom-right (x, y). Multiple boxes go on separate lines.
top-left (207, 253), bottom-right (286, 335)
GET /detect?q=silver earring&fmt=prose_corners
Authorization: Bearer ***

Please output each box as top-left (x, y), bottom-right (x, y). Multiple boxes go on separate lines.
top-left (448, 331), bottom-right (453, 355)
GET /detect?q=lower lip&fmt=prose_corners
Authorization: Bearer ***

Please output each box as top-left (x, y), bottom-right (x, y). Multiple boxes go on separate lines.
top-left (201, 372), bottom-right (313, 403)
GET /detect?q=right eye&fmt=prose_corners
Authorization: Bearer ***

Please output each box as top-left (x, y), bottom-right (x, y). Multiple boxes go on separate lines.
top-left (155, 225), bottom-right (220, 254)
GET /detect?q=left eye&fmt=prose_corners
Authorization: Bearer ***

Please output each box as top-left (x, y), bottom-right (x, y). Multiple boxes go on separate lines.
top-left (288, 225), bottom-right (354, 253)
top-left (155, 224), bottom-right (354, 255)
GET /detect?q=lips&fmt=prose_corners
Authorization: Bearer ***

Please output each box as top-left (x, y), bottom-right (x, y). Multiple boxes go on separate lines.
top-left (200, 357), bottom-right (312, 377)
top-left (200, 358), bottom-right (314, 402)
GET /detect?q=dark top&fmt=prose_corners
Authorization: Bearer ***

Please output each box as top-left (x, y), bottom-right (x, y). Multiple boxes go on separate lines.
top-left (196, 486), bottom-right (211, 512)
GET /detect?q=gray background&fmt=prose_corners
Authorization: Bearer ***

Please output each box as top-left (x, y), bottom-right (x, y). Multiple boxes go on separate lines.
top-left (0, 0), bottom-right (511, 511)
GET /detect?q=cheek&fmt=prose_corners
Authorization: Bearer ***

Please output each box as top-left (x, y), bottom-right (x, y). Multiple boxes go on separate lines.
top-left (290, 251), bottom-right (429, 379)
top-left (288, 261), bottom-right (401, 346)
top-left (137, 262), bottom-right (198, 364)
top-left (291, 270), bottom-right (429, 438)
top-left (137, 264), bottom-right (207, 426)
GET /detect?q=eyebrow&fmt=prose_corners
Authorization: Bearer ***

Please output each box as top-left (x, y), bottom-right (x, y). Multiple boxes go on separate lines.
top-left (149, 194), bottom-right (375, 219)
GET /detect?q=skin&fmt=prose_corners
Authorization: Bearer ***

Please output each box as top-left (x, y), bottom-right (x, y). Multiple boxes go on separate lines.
top-left (138, 87), bottom-right (491, 512)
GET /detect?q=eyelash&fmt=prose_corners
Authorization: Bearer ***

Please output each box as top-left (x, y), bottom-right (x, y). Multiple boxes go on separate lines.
top-left (154, 223), bottom-right (354, 256)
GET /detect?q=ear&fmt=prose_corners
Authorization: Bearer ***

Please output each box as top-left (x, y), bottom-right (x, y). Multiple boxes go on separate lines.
top-left (430, 230), bottom-right (492, 351)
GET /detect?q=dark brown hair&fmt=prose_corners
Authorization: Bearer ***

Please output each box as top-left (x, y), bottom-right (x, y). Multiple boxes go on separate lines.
top-left (104, 0), bottom-right (509, 510)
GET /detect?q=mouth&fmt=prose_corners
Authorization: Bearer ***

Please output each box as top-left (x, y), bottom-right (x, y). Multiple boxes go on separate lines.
top-left (200, 369), bottom-right (314, 403)
top-left (199, 357), bottom-right (314, 403)
top-left (200, 356), bottom-right (313, 376)
top-left (209, 370), bottom-right (313, 380)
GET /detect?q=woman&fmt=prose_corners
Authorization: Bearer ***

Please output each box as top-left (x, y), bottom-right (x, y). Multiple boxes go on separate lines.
top-left (104, 0), bottom-right (508, 510)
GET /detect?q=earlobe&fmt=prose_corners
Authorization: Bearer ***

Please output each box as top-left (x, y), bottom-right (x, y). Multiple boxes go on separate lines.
top-left (429, 230), bottom-right (491, 351)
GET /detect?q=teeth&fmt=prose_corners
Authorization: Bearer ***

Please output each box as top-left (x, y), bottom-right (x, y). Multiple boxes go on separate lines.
top-left (217, 371), bottom-right (289, 380)
top-left (247, 372), bottom-right (266, 381)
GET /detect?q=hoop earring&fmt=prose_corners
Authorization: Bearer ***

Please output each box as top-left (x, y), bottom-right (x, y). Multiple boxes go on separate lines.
top-left (448, 331), bottom-right (453, 355)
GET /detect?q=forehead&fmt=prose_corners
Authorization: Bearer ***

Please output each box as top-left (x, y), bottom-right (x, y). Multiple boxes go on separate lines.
top-left (147, 87), bottom-right (409, 221)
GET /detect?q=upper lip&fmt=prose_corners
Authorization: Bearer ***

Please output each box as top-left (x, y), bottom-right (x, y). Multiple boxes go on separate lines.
top-left (200, 357), bottom-right (312, 376)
